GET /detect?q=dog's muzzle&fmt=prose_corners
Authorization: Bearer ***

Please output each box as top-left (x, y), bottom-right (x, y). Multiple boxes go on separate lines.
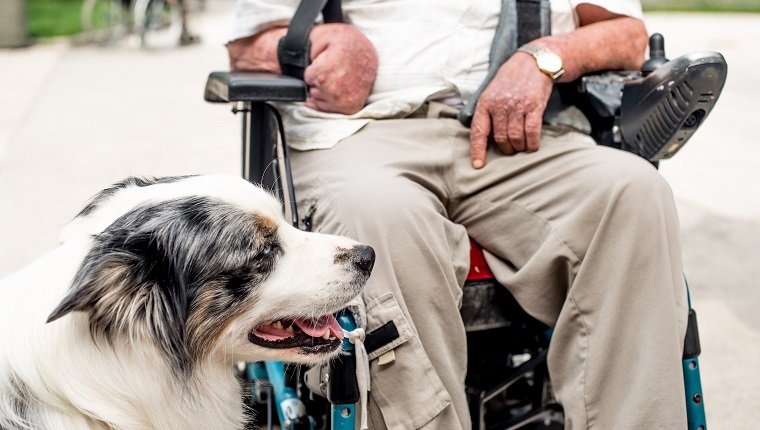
top-left (249, 315), bottom-right (345, 354)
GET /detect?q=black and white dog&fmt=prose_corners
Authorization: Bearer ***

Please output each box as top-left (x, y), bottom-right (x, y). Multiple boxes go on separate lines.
top-left (0, 175), bottom-right (374, 430)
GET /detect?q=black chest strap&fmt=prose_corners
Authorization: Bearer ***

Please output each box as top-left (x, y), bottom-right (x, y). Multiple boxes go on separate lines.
top-left (277, 0), bottom-right (343, 80)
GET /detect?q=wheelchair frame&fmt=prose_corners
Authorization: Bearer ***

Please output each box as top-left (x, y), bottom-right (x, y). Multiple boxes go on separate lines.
top-left (205, 71), bottom-right (708, 430)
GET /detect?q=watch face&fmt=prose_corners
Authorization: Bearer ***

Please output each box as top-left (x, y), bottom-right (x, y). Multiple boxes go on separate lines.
top-left (536, 52), bottom-right (563, 73)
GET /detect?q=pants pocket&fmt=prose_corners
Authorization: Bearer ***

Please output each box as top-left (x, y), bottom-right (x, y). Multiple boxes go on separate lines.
top-left (365, 293), bottom-right (451, 430)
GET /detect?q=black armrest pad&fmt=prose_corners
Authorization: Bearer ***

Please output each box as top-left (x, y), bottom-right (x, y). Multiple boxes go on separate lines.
top-left (204, 72), bottom-right (307, 103)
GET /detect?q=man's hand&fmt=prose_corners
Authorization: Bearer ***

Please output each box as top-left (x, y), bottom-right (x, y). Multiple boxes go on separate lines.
top-left (467, 4), bottom-right (648, 169)
top-left (228, 23), bottom-right (378, 115)
top-left (304, 23), bottom-right (378, 115)
top-left (469, 53), bottom-right (554, 168)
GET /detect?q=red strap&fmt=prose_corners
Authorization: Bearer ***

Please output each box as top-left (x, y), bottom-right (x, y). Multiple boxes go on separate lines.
top-left (467, 239), bottom-right (495, 281)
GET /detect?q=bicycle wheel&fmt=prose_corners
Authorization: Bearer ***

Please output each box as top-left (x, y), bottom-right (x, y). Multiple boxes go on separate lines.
top-left (81, 0), bottom-right (130, 45)
top-left (133, 0), bottom-right (183, 49)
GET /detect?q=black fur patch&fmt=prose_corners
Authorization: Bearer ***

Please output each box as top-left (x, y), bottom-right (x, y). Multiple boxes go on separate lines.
top-left (7, 373), bottom-right (31, 426)
top-left (48, 196), bottom-right (281, 376)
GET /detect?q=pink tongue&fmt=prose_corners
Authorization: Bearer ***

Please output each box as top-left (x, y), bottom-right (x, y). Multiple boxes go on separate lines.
top-left (293, 315), bottom-right (344, 340)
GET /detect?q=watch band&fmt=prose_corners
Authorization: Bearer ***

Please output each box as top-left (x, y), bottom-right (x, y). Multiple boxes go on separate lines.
top-left (517, 44), bottom-right (542, 56)
top-left (517, 45), bottom-right (565, 81)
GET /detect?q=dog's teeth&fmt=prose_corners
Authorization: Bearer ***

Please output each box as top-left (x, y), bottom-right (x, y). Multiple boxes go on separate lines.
top-left (322, 332), bottom-right (330, 340)
top-left (285, 325), bottom-right (294, 333)
top-left (272, 321), bottom-right (283, 329)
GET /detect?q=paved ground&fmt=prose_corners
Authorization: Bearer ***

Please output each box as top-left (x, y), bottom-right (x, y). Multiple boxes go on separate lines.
top-left (1, 3), bottom-right (758, 428)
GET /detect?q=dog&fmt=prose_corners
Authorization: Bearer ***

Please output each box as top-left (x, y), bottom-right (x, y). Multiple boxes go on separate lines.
top-left (0, 175), bottom-right (375, 430)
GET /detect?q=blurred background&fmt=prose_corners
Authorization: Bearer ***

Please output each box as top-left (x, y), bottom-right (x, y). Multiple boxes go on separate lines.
top-left (0, 1), bottom-right (758, 428)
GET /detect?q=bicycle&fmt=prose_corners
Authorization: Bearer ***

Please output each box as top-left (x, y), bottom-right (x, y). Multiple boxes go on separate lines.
top-left (132, 0), bottom-right (183, 49)
top-left (80, 0), bottom-right (132, 46)
top-left (80, 0), bottom-right (196, 49)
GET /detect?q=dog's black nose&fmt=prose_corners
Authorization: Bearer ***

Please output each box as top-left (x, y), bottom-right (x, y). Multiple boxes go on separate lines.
top-left (352, 245), bottom-right (375, 276)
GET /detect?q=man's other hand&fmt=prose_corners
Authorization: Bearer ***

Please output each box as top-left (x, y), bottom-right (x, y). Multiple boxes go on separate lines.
top-left (467, 4), bottom-right (647, 169)
top-left (304, 23), bottom-right (378, 115)
top-left (470, 53), bottom-right (553, 168)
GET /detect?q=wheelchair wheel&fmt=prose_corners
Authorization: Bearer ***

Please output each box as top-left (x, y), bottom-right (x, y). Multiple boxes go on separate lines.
top-left (80, 0), bottom-right (131, 45)
top-left (132, 0), bottom-right (182, 49)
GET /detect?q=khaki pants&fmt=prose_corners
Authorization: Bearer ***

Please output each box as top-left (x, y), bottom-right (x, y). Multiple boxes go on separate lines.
top-left (289, 104), bottom-right (689, 430)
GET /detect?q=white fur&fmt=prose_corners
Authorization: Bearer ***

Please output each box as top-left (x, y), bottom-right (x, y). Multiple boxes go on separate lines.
top-left (0, 175), bottom-right (368, 430)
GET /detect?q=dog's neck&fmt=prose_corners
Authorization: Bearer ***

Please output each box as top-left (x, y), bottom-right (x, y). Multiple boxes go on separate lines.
top-left (19, 314), bottom-right (246, 430)
top-left (0, 241), bottom-right (249, 430)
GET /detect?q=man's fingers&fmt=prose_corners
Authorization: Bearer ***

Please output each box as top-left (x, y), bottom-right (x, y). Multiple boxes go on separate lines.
top-left (507, 112), bottom-right (526, 152)
top-left (491, 109), bottom-right (515, 156)
top-left (305, 97), bottom-right (332, 112)
top-left (308, 31), bottom-right (330, 61)
top-left (303, 58), bottom-right (327, 88)
top-left (470, 108), bottom-right (492, 169)
top-left (308, 86), bottom-right (327, 101)
top-left (490, 107), bottom-right (509, 148)
top-left (305, 85), bottom-right (334, 111)
top-left (525, 110), bottom-right (542, 152)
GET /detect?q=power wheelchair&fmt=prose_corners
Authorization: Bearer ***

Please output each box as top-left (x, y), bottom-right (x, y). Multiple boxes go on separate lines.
top-left (204, 2), bottom-right (727, 429)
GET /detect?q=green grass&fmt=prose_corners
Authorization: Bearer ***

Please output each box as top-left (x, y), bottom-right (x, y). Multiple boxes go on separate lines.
top-left (24, 0), bottom-right (758, 40)
top-left (27, 0), bottom-right (85, 38)
top-left (642, 0), bottom-right (760, 13)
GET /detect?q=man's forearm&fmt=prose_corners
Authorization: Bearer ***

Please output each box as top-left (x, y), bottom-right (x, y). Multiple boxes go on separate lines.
top-left (527, 15), bottom-right (648, 82)
top-left (227, 26), bottom-right (288, 73)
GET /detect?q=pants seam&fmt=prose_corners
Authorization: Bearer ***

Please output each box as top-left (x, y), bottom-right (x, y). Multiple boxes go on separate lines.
top-left (567, 291), bottom-right (592, 428)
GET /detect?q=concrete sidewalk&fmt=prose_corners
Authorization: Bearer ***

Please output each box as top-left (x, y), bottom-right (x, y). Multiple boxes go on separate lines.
top-left (647, 15), bottom-right (760, 430)
top-left (1, 4), bottom-right (758, 429)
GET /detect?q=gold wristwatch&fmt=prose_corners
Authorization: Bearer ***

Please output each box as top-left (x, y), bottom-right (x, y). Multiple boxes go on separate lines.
top-left (517, 45), bottom-right (565, 81)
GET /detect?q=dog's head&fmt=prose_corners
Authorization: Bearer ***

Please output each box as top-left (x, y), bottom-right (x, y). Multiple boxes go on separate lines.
top-left (46, 175), bottom-right (374, 372)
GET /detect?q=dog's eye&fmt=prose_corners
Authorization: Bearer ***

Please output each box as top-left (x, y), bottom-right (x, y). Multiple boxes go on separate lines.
top-left (257, 242), bottom-right (278, 259)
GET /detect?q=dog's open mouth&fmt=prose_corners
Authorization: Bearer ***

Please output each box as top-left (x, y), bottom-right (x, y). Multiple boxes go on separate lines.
top-left (248, 315), bottom-right (344, 354)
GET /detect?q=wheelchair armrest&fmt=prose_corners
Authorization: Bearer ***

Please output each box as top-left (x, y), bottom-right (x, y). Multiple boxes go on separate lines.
top-left (204, 71), bottom-right (308, 103)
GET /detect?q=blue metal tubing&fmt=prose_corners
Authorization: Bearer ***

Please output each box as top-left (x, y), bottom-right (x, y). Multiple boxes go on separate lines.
top-left (331, 310), bottom-right (358, 430)
top-left (247, 360), bottom-right (313, 430)
top-left (263, 360), bottom-right (311, 429)
top-left (247, 361), bottom-right (269, 383)
top-left (683, 357), bottom-right (706, 430)
top-left (331, 404), bottom-right (357, 430)
top-left (336, 310), bottom-right (357, 350)
top-left (683, 282), bottom-right (707, 430)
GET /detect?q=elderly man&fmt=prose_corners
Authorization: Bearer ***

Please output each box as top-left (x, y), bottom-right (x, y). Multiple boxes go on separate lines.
top-left (227, 1), bottom-right (688, 429)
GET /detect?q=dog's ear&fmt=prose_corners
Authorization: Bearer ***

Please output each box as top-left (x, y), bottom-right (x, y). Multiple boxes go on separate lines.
top-left (47, 227), bottom-right (190, 372)
top-left (46, 252), bottom-right (139, 323)
top-left (47, 250), bottom-right (183, 327)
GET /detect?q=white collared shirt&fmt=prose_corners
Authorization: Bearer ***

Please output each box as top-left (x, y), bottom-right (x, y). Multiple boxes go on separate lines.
top-left (230, 0), bottom-right (643, 150)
